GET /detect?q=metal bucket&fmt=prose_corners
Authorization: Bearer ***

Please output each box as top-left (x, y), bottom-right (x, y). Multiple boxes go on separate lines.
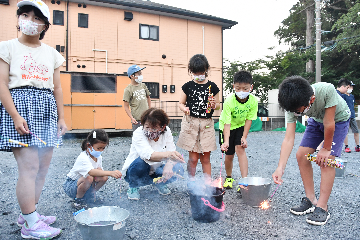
top-left (189, 186), bottom-right (225, 223)
top-left (74, 206), bottom-right (130, 240)
top-left (335, 158), bottom-right (348, 178)
top-left (238, 177), bottom-right (271, 207)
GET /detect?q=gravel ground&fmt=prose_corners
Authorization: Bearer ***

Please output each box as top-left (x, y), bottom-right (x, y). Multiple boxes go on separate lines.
top-left (0, 131), bottom-right (359, 240)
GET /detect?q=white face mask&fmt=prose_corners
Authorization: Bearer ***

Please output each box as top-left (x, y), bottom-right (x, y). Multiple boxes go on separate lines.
top-left (193, 75), bottom-right (206, 82)
top-left (135, 75), bottom-right (143, 83)
top-left (347, 89), bottom-right (353, 94)
top-left (19, 19), bottom-right (44, 36)
top-left (235, 91), bottom-right (250, 99)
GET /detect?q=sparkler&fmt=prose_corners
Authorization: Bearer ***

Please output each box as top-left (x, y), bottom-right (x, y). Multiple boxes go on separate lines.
top-left (28, 130), bottom-right (47, 145)
top-left (119, 178), bottom-right (122, 199)
top-left (0, 134), bottom-right (28, 147)
top-left (56, 137), bottom-right (60, 148)
top-left (306, 153), bottom-right (344, 169)
top-left (206, 85), bottom-right (213, 113)
top-left (260, 200), bottom-right (270, 210)
top-left (153, 173), bottom-right (184, 184)
top-left (260, 184), bottom-right (281, 210)
top-left (269, 184), bottom-right (280, 202)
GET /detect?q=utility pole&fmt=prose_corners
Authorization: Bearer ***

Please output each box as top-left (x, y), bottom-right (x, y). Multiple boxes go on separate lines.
top-left (304, 0), bottom-right (315, 75)
top-left (315, 0), bottom-right (321, 82)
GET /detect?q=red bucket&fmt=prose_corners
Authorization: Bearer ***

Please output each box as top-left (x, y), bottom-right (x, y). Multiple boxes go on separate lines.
top-left (189, 186), bottom-right (225, 223)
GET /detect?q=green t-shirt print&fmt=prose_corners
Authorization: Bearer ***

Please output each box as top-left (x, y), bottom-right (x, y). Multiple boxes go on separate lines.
top-left (219, 93), bottom-right (258, 131)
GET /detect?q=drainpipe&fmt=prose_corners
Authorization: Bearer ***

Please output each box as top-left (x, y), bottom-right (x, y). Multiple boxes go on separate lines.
top-left (66, 0), bottom-right (69, 71)
top-left (202, 26), bottom-right (205, 54)
top-left (92, 49), bottom-right (108, 73)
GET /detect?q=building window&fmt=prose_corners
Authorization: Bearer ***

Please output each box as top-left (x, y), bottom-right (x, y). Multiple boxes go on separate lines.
top-left (78, 13), bottom-right (88, 28)
top-left (0, 0), bottom-right (9, 5)
top-left (71, 74), bottom-right (116, 93)
top-left (144, 82), bottom-right (159, 98)
top-left (139, 24), bottom-right (159, 41)
top-left (53, 10), bottom-right (64, 25)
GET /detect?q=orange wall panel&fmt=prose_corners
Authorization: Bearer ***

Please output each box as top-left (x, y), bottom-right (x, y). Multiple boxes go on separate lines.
top-left (63, 106), bottom-right (72, 131)
top-left (72, 93), bottom-right (94, 105)
top-left (60, 73), bottom-right (71, 104)
top-left (72, 107), bottom-right (94, 129)
top-left (94, 93), bottom-right (116, 105)
top-left (94, 107), bottom-right (115, 129)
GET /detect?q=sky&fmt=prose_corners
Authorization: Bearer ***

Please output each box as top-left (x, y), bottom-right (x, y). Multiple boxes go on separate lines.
top-left (152, 0), bottom-right (299, 63)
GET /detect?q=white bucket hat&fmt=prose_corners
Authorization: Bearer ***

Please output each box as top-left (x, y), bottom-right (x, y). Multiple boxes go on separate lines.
top-left (17, 0), bottom-right (50, 21)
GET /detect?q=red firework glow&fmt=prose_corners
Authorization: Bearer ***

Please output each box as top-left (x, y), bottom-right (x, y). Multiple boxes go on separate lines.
top-left (260, 200), bottom-right (270, 210)
top-left (212, 178), bottom-right (222, 189)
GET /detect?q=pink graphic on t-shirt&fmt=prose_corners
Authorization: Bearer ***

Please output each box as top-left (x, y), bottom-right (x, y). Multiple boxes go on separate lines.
top-left (20, 53), bottom-right (48, 75)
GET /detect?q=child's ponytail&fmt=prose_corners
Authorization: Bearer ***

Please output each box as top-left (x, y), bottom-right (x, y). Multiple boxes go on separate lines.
top-left (81, 129), bottom-right (109, 151)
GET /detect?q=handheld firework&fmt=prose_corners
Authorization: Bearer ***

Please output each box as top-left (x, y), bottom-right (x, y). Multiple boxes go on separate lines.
top-left (306, 153), bottom-right (344, 169)
top-left (153, 173), bottom-right (184, 184)
top-left (206, 85), bottom-right (213, 113)
top-left (0, 135), bottom-right (28, 147)
top-left (260, 184), bottom-right (281, 210)
top-left (29, 130), bottom-right (47, 145)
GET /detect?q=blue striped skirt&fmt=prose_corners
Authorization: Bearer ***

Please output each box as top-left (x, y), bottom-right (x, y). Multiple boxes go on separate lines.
top-left (0, 86), bottom-right (62, 152)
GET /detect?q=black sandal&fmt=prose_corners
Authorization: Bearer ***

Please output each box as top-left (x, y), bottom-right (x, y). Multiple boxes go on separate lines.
top-left (306, 206), bottom-right (330, 226)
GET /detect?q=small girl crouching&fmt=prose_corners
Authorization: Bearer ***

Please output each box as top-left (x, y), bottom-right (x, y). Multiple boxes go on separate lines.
top-left (63, 129), bottom-right (122, 209)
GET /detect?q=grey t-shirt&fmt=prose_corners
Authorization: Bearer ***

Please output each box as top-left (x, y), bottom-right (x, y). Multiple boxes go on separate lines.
top-left (123, 83), bottom-right (150, 120)
top-left (286, 82), bottom-right (350, 123)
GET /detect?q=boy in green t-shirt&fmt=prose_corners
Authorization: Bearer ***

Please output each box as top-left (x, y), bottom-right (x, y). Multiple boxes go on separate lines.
top-left (219, 71), bottom-right (258, 191)
top-left (123, 65), bottom-right (151, 131)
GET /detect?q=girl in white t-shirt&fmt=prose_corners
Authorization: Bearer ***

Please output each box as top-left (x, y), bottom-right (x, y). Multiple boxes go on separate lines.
top-left (63, 129), bottom-right (122, 209)
top-left (0, 1), bottom-right (66, 239)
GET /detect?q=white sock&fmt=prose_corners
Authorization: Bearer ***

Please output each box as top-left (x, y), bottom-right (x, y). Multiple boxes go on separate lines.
top-left (22, 211), bottom-right (39, 228)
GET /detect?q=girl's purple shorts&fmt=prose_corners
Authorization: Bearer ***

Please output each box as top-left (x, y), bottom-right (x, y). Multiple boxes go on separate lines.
top-left (300, 117), bottom-right (350, 157)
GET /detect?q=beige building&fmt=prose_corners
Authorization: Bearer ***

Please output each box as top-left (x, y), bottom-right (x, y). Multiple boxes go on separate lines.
top-left (0, 0), bottom-right (237, 130)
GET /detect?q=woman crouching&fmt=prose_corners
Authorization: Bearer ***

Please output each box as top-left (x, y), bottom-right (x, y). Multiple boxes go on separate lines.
top-left (122, 108), bottom-right (185, 200)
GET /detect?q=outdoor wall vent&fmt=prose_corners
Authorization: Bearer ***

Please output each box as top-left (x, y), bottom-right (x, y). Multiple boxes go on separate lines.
top-left (170, 85), bottom-right (175, 93)
top-left (124, 12), bottom-right (133, 21)
top-left (162, 85), bottom-right (167, 93)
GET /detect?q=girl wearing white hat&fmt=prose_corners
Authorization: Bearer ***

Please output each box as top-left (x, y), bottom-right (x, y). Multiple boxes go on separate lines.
top-left (0, 0), bottom-right (66, 238)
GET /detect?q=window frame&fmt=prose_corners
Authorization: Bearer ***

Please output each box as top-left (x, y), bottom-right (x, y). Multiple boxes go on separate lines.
top-left (78, 13), bottom-right (88, 28)
top-left (71, 73), bottom-right (117, 93)
top-left (53, 10), bottom-right (64, 26)
top-left (0, 0), bottom-right (9, 5)
top-left (139, 24), bottom-right (159, 41)
top-left (144, 82), bottom-right (159, 99)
